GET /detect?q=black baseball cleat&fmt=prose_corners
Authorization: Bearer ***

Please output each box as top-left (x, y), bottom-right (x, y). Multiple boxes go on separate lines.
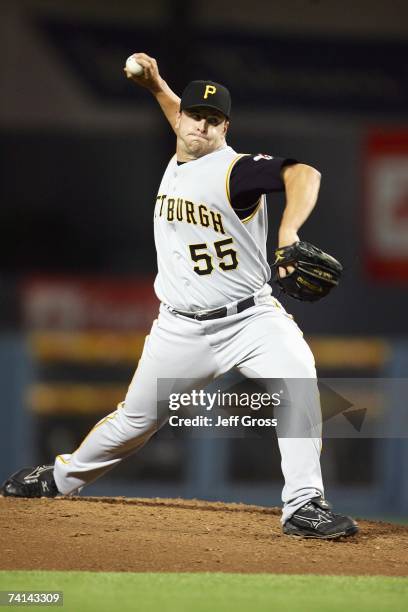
top-left (283, 496), bottom-right (359, 539)
top-left (1, 465), bottom-right (59, 498)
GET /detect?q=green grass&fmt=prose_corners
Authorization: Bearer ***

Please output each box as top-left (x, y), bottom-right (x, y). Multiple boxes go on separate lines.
top-left (0, 572), bottom-right (407, 612)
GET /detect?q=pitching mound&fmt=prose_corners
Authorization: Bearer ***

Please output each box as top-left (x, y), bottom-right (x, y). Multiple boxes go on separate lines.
top-left (1, 497), bottom-right (407, 575)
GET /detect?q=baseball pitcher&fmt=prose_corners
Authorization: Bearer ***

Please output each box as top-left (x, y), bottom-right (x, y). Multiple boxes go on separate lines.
top-left (1, 53), bottom-right (357, 539)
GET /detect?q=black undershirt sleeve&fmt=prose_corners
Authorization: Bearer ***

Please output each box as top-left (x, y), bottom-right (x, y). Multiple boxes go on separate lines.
top-left (229, 154), bottom-right (298, 220)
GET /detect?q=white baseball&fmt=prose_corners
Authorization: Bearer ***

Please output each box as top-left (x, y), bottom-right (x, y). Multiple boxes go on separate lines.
top-left (126, 56), bottom-right (144, 77)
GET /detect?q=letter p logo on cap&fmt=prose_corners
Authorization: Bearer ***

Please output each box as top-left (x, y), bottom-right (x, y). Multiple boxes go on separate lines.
top-left (204, 85), bottom-right (217, 99)
top-left (180, 80), bottom-right (231, 117)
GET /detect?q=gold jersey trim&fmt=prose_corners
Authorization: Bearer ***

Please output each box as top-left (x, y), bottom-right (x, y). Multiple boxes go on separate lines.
top-left (56, 454), bottom-right (69, 465)
top-left (225, 154), bottom-right (264, 224)
top-left (225, 153), bottom-right (247, 204)
top-left (240, 196), bottom-right (264, 224)
top-left (74, 412), bottom-right (118, 454)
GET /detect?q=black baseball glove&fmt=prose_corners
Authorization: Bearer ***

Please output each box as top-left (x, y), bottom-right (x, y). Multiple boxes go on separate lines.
top-left (273, 241), bottom-right (343, 302)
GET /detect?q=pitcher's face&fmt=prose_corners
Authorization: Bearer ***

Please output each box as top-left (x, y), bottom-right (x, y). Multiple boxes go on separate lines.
top-left (176, 107), bottom-right (229, 161)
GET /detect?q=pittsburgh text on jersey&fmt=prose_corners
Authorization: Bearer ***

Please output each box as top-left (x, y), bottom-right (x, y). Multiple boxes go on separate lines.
top-left (155, 195), bottom-right (225, 234)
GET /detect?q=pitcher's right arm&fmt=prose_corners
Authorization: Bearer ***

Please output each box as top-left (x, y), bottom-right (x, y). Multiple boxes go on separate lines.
top-left (124, 52), bottom-right (180, 133)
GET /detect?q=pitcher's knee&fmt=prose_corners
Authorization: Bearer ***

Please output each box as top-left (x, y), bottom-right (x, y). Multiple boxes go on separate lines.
top-left (285, 340), bottom-right (316, 378)
top-left (118, 408), bottom-right (159, 435)
top-left (292, 357), bottom-right (316, 378)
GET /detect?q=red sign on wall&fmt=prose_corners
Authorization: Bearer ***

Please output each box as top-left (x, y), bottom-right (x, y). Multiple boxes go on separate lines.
top-left (364, 130), bottom-right (408, 281)
top-left (21, 276), bottom-right (158, 330)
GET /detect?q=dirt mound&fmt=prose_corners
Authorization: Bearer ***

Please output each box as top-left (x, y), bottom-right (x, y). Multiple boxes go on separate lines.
top-left (1, 497), bottom-right (407, 576)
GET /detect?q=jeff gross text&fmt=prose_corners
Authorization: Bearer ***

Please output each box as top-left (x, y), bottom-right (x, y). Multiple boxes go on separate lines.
top-left (167, 390), bottom-right (281, 428)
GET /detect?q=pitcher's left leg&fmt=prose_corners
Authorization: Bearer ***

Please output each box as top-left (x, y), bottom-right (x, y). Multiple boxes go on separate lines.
top-left (233, 304), bottom-right (324, 523)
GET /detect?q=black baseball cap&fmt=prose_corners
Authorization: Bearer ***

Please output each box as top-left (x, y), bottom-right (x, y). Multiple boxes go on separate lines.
top-left (180, 80), bottom-right (231, 118)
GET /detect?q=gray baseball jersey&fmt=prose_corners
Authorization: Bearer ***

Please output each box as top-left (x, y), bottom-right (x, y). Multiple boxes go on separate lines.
top-left (154, 146), bottom-right (269, 311)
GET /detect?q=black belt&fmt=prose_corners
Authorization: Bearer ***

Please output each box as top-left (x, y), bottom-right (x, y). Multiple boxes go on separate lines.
top-left (173, 295), bottom-right (255, 321)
